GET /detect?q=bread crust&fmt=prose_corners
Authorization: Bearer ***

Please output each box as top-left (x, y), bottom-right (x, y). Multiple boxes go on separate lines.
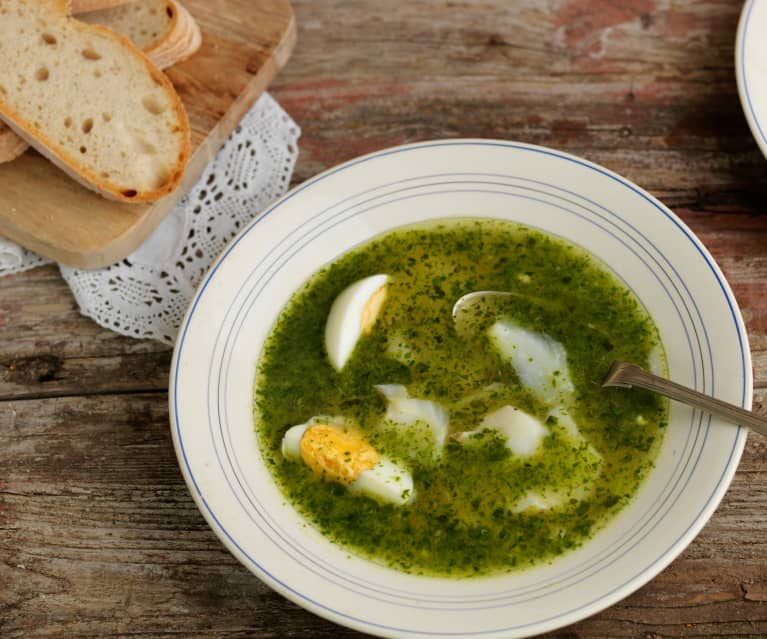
top-left (145, 0), bottom-right (202, 69)
top-left (0, 1), bottom-right (191, 202)
top-left (0, 124), bottom-right (29, 163)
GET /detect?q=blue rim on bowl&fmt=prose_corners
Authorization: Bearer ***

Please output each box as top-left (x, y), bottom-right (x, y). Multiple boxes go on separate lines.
top-left (736, 0), bottom-right (767, 159)
top-left (169, 140), bottom-right (750, 639)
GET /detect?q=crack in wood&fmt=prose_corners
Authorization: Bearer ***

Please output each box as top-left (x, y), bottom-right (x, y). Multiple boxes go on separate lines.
top-left (0, 388), bottom-right (168, 403)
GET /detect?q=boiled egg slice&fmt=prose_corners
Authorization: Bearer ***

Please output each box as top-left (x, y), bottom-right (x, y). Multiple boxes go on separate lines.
top-left (281, 419), bottom-right (414, 506)
top-left (385, 331), bottom-right (416, 366)
top-left (488, 320), bottom-right (575, 405)
top-left (547, 406), bottom-right (602, 463)
top-left (511, 488), bottom-right (582, 514)
top-left (456, 405), bottom-right (548, 457)
top-left (511, 467), bottom-right (597, 513)
top-left (375, 384), bottom-right (449, 451)
top-left (325, 274), bottom-right (389, 371)
top-left (505, 409), bottom-right (602, 513)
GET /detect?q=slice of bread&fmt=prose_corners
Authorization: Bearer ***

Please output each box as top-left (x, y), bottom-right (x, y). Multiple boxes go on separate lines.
top-left (0, 0), bottom-right (201, 165)
top-left (0, 0), bottom-right (190, 202)
top-left (80, 0), bottom-right (201, 69)
top-left (145, 0), bottom-right (202, 69)
top-left (0, 0), bottom-right (141, 164)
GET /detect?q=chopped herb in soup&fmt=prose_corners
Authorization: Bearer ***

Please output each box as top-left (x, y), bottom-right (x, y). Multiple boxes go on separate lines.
top-left (254, 219), bottom-right (667, 577)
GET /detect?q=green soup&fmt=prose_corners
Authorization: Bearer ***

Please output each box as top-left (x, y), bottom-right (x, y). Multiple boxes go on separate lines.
top-left (254, 219), bottom-right (667, 577)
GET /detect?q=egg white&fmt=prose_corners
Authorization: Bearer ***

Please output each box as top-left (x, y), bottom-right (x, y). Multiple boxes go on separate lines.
top-left (504, 409), bottom-right (603, 513)
top-left (385, 332), bottom-right (416, 366)
top-left (510, 488), bottom-right (579, 513)
top-left (281, 420), bottom-right (311, 461)
top-left (456, 404), bottom-right (548, 457)
top-left (375, 384), bottom-right (449, 452)
top-left (349, 457), bottom-right (414, 505)
top-left (547, 407), bottom-right (602, 462)
top-left (488, 320), bottom-right (574, 405)
top-left (325, 274), bottom-right (389, 371)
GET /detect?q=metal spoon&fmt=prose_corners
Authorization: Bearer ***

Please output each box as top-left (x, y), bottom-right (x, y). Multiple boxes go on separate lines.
top-left (452, 291), bottom-right (765, 436)
top-left (603, 361), bottom-right (766, 437)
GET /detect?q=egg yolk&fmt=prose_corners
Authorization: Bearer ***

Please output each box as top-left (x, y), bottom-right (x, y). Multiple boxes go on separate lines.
top-left (299, 424), bottom-right (380, 484)
top-left (360, 285), bottom-right (387, 334)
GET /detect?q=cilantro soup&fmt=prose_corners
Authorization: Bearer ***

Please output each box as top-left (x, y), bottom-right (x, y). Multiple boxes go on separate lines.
top-left (254, 219), bottom-right (667, 577)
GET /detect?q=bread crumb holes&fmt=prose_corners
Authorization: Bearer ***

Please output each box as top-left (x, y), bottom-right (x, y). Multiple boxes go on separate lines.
top-left (142, 95), bottom-right (166, 115)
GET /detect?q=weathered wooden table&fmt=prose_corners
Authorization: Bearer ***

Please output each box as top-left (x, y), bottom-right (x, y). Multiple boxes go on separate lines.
top-left (2, 1), bottom-right (765, 637)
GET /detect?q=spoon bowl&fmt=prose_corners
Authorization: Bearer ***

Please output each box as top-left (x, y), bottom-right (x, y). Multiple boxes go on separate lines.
top-left (451, 290), bottom-right (515, 338)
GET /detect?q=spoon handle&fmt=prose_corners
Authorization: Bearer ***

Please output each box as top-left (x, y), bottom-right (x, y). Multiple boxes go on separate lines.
top-left (603, 361), bottom-right (766, 437)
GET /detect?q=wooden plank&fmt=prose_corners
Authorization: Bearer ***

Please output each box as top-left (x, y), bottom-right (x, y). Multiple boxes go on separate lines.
top-left (274, 0), bottom-right (758, 191)
top-left (0, 0), bottom-right (296, 269)
top-left (0, 265), bottom-right (171, 400)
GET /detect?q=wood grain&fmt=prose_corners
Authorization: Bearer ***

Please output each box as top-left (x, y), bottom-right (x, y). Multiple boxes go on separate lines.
top-left (0, 0), bottom-right (296, 269)
top-left (2, 0), bottom-right (767, 637)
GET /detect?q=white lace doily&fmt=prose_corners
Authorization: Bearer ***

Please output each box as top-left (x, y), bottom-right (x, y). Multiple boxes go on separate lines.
top-left (0, 94), bottom-right (300, 344)
top-left (0, 236), bottom-right (51, 274)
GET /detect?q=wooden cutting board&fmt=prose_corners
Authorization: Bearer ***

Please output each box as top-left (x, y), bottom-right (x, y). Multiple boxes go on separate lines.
top-left (0, 0), bottom-right (295, 269)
